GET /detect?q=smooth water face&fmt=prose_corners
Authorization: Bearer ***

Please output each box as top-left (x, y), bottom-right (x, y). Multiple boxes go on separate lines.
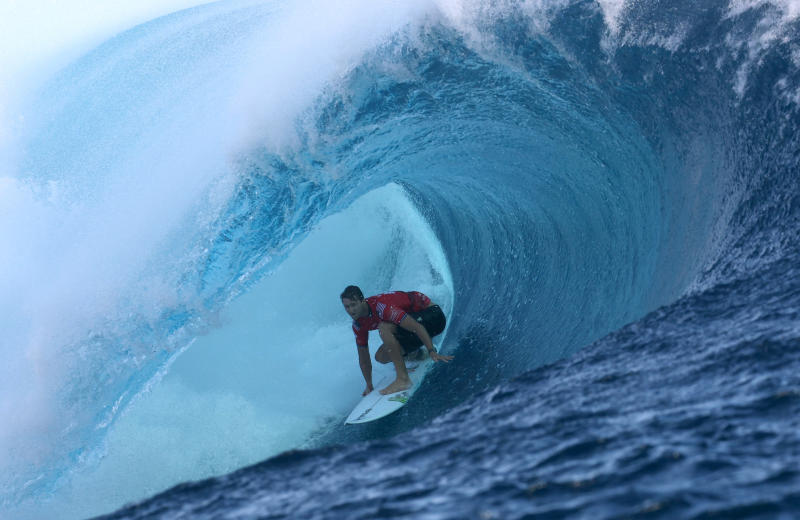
top-left (2, 0), bottom-right (799, 518)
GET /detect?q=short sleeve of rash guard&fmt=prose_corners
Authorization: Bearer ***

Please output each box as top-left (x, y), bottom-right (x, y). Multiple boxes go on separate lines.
top-left (353, 325), bottom-right (369, 347)
top-left (409, 291), bottom-right (431, 311)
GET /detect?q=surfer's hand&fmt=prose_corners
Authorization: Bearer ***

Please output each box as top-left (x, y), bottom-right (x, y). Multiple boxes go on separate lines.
top-left (430, 351), bottom-right (453, 362)
top-left (362, 385), bottom-right (374, 396)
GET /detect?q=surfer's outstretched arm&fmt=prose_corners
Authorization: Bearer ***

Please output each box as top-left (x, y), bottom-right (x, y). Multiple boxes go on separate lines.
top-left (357, 346), bottom-right (374, 396)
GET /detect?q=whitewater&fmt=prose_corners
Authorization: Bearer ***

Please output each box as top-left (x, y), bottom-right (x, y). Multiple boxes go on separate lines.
top-left (1, 0), bottom-right (798, 518)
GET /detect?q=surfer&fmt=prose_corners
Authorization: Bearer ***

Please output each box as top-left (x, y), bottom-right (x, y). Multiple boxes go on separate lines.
top-left (341, 285), bottom-right (453, 395)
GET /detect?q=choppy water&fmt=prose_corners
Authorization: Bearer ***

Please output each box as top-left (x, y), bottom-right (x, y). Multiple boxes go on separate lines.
top-left (1, 0), bottom-right (799, 518)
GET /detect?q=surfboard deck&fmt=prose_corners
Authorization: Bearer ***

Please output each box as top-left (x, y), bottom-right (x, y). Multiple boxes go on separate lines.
top-left (345, 356), bottom-right (433, 424)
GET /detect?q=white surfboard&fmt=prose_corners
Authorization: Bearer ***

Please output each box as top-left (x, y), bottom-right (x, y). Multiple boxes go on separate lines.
top-left (345, 356), bottom-right (433, 424)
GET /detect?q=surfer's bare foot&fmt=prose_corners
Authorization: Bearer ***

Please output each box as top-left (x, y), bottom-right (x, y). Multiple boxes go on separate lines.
top-left (380, 378), bottom-right (411, 395)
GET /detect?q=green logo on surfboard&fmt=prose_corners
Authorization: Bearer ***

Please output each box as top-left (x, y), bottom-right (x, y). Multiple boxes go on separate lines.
top-left (388, 393), bottom-right (409, 404)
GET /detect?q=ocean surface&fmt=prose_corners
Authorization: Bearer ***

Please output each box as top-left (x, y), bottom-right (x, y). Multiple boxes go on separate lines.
top-left (1, 0), bottom-right (799, 518)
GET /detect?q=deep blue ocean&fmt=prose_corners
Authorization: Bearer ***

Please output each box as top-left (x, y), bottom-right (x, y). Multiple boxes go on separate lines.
top-left (2, 0), bottom-right (799, 518)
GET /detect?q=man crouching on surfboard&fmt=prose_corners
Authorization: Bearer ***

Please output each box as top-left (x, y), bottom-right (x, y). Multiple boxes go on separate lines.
top-left (341, 285), bottom-right (453, 396)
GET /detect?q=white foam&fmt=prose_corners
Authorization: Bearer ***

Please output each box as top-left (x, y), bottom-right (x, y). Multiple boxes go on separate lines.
top-left (0, 4), bottom-right (251, 502)
top-left (434, 0), bottom-right (574, 39)
top-left (725, 0), bottom-right (800, 97)
top-left (596, 0), bottom-right (628, 35)
top-left (729, 0), bottom-right (800, 20)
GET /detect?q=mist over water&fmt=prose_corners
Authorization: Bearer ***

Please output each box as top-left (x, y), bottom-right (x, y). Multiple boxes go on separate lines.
top-left (2, 0), bottom-right (800, 518)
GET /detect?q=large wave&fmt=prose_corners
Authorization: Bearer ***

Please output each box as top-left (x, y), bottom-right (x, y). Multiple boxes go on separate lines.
top-left (2, 0), bottom-right (799, 518)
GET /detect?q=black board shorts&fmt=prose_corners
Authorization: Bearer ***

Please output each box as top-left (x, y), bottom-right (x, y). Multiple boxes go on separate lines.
top-left (393, 305), bottom-right (447, 355)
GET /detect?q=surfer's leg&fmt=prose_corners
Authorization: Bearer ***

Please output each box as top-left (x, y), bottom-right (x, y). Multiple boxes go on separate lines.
top-left (378, 322), bottom-right (412, 394)
top-left (374, 344), bottom-right (391, 364)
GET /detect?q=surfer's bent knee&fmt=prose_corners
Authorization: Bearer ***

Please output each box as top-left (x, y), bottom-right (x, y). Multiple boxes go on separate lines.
top-left (375, 345), bottom-right (390, 364)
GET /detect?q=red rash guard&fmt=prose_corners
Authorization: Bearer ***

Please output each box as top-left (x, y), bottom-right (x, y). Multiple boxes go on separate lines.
top-left (352, 291), bottom-right (432, 347)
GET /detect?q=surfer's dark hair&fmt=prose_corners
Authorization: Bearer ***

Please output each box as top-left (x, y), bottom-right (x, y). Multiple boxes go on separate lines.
top-left (340, 285), bottom-right (364, 301)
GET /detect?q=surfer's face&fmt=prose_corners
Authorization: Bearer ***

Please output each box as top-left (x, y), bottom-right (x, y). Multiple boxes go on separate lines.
top-left (342, 297), bottom-right (367, 319)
